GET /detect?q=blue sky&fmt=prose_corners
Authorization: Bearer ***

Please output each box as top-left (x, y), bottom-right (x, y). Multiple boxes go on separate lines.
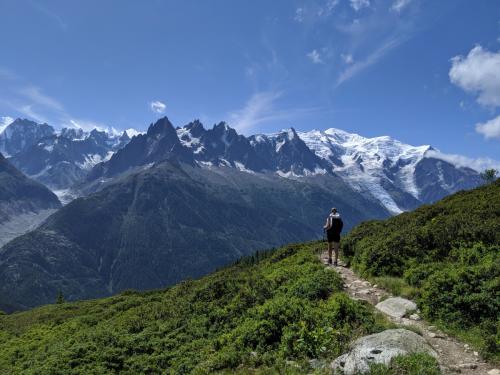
top-left (0, 0), bottom-right (499, 165)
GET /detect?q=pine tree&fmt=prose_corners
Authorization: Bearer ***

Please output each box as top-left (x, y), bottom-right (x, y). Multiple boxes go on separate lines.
top-left (56, 291), bottom-right (65, 304)
top-left (480, 169), bottom-right (498, 184)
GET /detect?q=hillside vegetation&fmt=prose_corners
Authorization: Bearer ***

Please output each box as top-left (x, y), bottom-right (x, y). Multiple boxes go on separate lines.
top-left (0, 243), bottom-right (397, 374)
top-left (342, 179), bottom-right (500, 360)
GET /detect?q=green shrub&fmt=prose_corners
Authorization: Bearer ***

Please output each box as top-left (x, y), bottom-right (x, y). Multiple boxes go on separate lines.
top-left (342, 181), bottom-right (500, 360)
top-left (0, 243), bottom-right (390, 374)
top-left (369, 353), bottom-right (440, 375)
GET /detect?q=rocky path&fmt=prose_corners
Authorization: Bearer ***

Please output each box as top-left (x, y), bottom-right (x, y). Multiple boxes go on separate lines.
top-left (320, 253), bottom-right (499, 375)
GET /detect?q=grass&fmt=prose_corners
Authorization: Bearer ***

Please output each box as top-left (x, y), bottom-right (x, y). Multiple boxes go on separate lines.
top-left (369, 353), bottom-right (441, 375)
top-left (369, 276), bottom-right (419, 300)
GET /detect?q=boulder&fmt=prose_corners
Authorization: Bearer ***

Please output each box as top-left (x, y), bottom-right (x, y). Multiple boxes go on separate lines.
top-left (331, 329), bottom-right (437, 375)
top-left (375, 297), bottom-right (417, 318)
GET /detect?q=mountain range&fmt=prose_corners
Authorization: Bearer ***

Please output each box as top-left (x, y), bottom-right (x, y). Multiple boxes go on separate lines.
top-left (85, 117), bottom-right (481, 213)
top-left (0, 119), bottom-right (136, 196)
top-left (0, 116), bottom-right (485, 311)
top-left (0, 117), bottom-right (481, 213)
top-left (0, 116), bottom-right (484, 310)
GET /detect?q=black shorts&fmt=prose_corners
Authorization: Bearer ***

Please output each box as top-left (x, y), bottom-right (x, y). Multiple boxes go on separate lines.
top-left (327, 231), bottom-right (340, 243)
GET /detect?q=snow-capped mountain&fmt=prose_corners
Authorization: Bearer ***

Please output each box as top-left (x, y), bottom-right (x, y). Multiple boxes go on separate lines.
top-left (0, 118), bottom-right (141, 191)
top-left (86, 116), bottom-right (481, 213)
top-left (0, 119), bottom-right (54, 157)
top-left (177, 121), bottom-right (327, 175)
top-left (298, 128), bottom-right (480, 213)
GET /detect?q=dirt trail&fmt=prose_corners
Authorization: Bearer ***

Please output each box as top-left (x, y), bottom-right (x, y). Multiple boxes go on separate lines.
top-left (320, 252), bottom-right (498, 375)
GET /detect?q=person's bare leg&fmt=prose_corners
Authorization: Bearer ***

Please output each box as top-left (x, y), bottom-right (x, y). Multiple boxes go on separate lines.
top-left (327, 242), bottom-right (333, 264)
top-left (333, 241), bottom-right (340, 266)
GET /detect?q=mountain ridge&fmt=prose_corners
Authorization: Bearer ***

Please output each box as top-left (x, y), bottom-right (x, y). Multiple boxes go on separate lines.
top-left (0, 116), bottom-right (483, 213)
top-left (84, 116), bottom-right (481, 213)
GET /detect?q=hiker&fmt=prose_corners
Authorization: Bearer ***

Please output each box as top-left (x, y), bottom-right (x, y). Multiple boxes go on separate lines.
top-left (324, 207), bottom-right (343, 266)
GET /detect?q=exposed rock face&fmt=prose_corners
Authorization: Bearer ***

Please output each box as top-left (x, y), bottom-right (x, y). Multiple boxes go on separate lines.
top-left (0, 118), bottom-right (54, 156)
top-left (0, 152), bottom-right (61, 224)
top-left (331, 329), bottom-right (437, 374)
top-left (9, 127), bottom-right (132, 190)
top-left (375, 297), bottom-right (417, 319)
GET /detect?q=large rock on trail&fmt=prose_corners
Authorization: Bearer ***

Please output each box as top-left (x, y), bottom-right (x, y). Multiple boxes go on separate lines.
top-left (331, 328), bottom-right (437, 374)
top-left (375, 297), bottom-right (417, 319)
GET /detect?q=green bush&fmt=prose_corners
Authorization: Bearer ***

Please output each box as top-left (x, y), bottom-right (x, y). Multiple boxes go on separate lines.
top-left (342, 181), bottom-right (500, 360)
top-left (0, 243), bottom-right (389, 374)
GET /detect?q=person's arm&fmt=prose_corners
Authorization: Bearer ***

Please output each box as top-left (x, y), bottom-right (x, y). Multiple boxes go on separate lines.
top-left (339, 219), bottom-right (344, 233)
top-left (323, 217), bottom-right (331, 229)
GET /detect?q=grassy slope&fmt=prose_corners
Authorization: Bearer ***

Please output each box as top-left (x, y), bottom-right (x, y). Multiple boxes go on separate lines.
top-left (0, 243), bottom-right (395, 374)
top-left (342, 179), bottom-right (500, 360)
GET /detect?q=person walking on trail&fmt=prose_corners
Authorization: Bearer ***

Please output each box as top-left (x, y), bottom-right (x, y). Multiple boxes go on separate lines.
top-left (324, 207), bottom-right (343, 266)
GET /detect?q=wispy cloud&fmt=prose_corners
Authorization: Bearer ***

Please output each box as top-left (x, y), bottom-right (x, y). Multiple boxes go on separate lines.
top-left (229, 91), bottom-right (283, 133)
top-left (350, 0), bottom-right (370, 12)
top-left (0, 67), bottom-right (110, 131)
top-left (18, 86), bottom-right (65, 112)
top-left (150, 100), bottom-right (166, 114)
top-left (294, 8), bottom-right (305, 23)
top-left (341, 53), bottom-right (354, 64)
top-left (336, 36), bottom-right (404, 87)
top-left (390, 0), bottom-right (412, 13)
top-left (68, 119), bottom-right (108, 132)
top-left (28, 1), bottom-right (68, 31)
top-left (426, 149), bottom-right (500, 172)
top-left (0, 116), bottom-right (14, 133)
top-left (307, 49), bottom-right (324, 64)
top-left (228, 91), bottom-right (326, 134)
top-left (17, 104), bottom-right (50, 124)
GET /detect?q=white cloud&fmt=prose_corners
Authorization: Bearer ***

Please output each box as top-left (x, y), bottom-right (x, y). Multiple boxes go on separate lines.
top-left (68, 119), bottom-right (108, 132)
top-left (0, 116), bottom-right (14, 133)
top-left (350, 0), bottom-right (370, 12)
top-left (229, 91), bottom-right (283, 133)
top-left (449, 45), bottom-right (500, 108)
top-left (307, 49), bottom-right (324, 64)
top-left (426, 149), bottom-right (500, 172)
top-left (341, 53), bottom-right (354, 64)
top-left (124, 128), bottom-right (144, 138)
top-left (18, 86), bottom-right (64, 112)
top-left (317, 0), bottom-right (340, 17)
top-left (18, 104), bottom-right (49, 124)
top-left (228, 91), bottom-right (326, 134)
top-left (390, 0), bottom-right (412, 13)
top-left (294, 8), bottom-right (304, 22)
top-left (150, 100), bottom-right (166, 114)
top-left (336, 36), bottom-right (403, 87)
top-left (475, 115), bottom-right (500, 140)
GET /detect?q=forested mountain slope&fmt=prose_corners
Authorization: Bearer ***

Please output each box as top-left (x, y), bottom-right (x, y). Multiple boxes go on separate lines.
top-left (0, 159), bottom-right (388, 312)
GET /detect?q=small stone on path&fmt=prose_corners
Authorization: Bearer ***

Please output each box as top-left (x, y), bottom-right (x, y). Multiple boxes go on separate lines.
top-left (375, 297), bottom-right (417, 319)
top-left (409, 313), bottom-right (421, 320)
top-left (487, 370), bottom-right (500, 375)
top-left (459, 363), bottom-right (478, 369)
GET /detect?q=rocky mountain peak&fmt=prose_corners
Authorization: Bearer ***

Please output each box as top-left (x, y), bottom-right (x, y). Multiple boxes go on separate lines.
top-left (147, 116), bottom-right (177, 139)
